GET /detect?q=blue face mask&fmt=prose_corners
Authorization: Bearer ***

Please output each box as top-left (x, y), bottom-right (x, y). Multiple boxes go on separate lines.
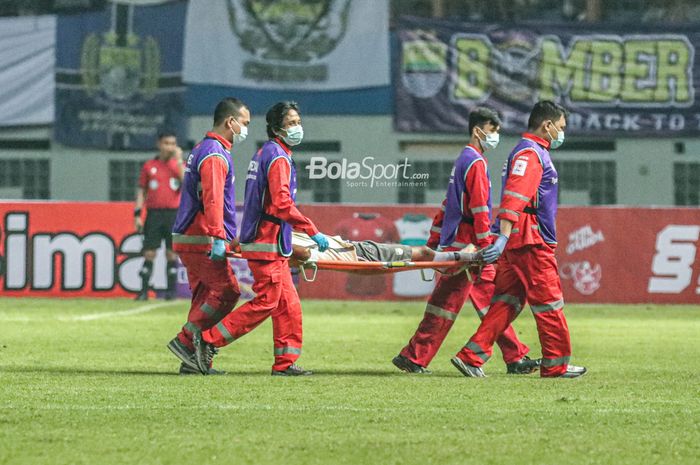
top-left (547, 122), bottom-right (565, 149)
top-left (281, 125), bottom-right (303, 146)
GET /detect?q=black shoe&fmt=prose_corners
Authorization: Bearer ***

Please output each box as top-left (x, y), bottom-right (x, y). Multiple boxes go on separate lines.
top-left (506, 356), bottom-right (541, 375)
top-left (167, 337), bottom-right (198, 371)
top-left (179, 363), bottom-right (226, 375)
top-left (558, 365), bottom-right (587, 378)
top-left (392, 355), bottom-right (432, 374)
top-left (134, 291), bottom-right (149, 301)
top-left (271, 364), bottom-right (313, 376)
top-left (164, 291), bottom-right (177, 301)
top-left (192, 331), bottom-right (217, 375)
top-left (451, 357), bottom-right (486, 378)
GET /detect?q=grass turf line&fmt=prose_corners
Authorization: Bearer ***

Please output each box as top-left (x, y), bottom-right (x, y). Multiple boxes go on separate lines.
top-left (0, 298), bottom-right (698, 465)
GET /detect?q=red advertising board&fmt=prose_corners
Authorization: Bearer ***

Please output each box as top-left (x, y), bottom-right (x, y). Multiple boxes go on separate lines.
top-left (1, 202), bottom-right (147, 297)
top-left (554, 207), bottom-right (700, 304)
top-left (1, 202), bottom-right (700, 304)
top-left (296, 205), bottom-right (700, 304)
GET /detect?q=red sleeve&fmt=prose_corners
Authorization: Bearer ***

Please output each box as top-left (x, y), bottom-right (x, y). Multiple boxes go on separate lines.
top-left (199, 156), bottom-right (228, 240)
top-left (138, 162), bottom-right (148, 189)
top-left (268, 158), bottom-right (319, 236)
top-left (426, 201), bottom-right (445, 249)
top-left (465, 159), bottom-right (492, 248)
top-left (497, 150), bottom-right (543, 226)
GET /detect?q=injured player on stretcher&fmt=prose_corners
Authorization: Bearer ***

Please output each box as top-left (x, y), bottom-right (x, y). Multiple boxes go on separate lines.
top-left (289, 232), bottom-right (484, 267)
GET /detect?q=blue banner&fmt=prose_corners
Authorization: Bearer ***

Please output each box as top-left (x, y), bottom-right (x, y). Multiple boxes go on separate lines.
top-left (395, 16), bottom-right (700, 137)
top-left (55, 1), bottom-right (186, 149)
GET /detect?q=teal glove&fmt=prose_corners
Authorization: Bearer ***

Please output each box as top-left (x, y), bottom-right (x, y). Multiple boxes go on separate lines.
top-left (310, 232), bottom-right (329, 252)
top-left (209, 238), bottom-right (227, 261)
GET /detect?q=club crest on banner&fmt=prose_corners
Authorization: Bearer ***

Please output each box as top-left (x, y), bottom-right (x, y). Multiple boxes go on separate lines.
top-left (401, 36), bottom-right (448, 98)
top-left (183, 0), bottom-right (388, 90)
top-left (227, 0), bottom-right (351, 83)
top-left (81, 30), bottom-right (160, 102)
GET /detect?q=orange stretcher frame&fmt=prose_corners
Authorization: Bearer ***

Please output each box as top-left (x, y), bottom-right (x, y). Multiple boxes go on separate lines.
top-left (227, 253), bottom-right (482, 283)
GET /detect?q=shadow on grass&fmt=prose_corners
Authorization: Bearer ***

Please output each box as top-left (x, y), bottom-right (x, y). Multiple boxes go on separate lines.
top-left (0, 365), bottom-right (467, 378)
top-left (309, 369), bottom-right (458, 378)
top-left (0, 366), bottom-right (183, 377)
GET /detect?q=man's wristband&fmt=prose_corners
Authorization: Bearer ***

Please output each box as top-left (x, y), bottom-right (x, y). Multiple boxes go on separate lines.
top-left (134, 208), bottom-right (142, 217)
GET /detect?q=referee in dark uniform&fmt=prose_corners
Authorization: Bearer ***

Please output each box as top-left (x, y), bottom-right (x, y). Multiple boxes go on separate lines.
top-left (134, 131), bottom-right (184, 300)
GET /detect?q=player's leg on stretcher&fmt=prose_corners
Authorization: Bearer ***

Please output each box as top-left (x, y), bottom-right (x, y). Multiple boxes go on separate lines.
top-left (290, 233), bottom-right (483, 265)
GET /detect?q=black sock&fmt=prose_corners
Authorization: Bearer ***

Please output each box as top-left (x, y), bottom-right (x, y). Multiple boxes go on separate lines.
top-left (167, 260), bottom-right (178, 293)
top-left (139, 260), bottom-right (153, 294)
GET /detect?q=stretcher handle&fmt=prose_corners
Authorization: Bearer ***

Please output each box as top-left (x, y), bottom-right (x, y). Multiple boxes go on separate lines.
top-left (466, 264), bottom-right (486, 282)
top-left (420, 268), bottom-right (435, 282)
top-left (299, 262), bottom-right (318, 283)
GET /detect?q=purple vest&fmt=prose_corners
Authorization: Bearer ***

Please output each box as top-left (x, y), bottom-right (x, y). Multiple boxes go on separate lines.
top-left (172, 136), bottom-right (236, 240)
top-left (498, 137), bottom-right (559, 244)
top-left (440, 146), bottom-right (491, 248)
top-left (239, 140), bottom-right (297, 257)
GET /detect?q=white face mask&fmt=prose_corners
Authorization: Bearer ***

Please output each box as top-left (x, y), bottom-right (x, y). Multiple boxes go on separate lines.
top-left (477, 127), bottom-right (499, 151)
top-left (230, 118), bottom-right (247, 144)
top-left (281, 125), bottom-right (303, 146)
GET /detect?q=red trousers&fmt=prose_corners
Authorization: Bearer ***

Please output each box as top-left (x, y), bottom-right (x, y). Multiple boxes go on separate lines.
top-left (456, 244), bottom-right (571, 377)
top-left (400, 264), bottom-right (529, 368)
top-left (177, 252), bottom-right (241, 350)
top-left (202, 259), bottom-right (302, 371)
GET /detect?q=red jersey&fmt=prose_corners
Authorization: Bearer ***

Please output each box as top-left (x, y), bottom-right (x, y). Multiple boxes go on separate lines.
top-left (139, 156), bottom-right (183, 210)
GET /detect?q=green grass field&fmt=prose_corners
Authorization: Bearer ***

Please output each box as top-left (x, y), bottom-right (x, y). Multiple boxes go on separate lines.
top-left (0, 298), bottom-right (698, 465)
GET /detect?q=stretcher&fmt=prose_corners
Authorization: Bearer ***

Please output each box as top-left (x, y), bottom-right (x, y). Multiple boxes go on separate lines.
top-left (227, 253), bottom-right (483, 283)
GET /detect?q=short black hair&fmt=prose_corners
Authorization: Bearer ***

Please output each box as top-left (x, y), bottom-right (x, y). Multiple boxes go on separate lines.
top-left (468, 107), bottom-right (501, 134)
top-left (213, 97), bottom-right (248, 126)
top-left (266, 101), bottom-right (300, 139)
top-left (157, 130), bottom-right (177, 140)
top-left (527, 100), bottom-right (569, 130)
